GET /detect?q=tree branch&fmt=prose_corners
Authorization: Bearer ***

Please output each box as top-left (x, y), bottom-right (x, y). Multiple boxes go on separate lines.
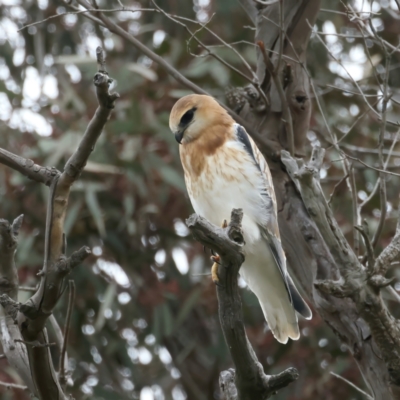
top-left (0, 148), bottom-right (60, 186)
top-left (238, 0), bottom-right (257, 25)
top-left (186, 209), bottom-right (298, 399)
top-left (73, 0), bottom-right (277, 156)
top-left (0, 216), bottom-right (37, 396)
top-left (282, 147), bottom-right (400, 387)
top-left (2, 47), bottom-right (117, 400)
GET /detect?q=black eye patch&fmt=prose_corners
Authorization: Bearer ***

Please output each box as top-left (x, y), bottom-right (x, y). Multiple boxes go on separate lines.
top-left (180, 107), bottom-right (196, 126)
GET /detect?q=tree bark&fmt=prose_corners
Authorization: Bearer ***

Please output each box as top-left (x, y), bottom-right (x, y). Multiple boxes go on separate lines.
top-left (234, 0), bottom-right (396, 398)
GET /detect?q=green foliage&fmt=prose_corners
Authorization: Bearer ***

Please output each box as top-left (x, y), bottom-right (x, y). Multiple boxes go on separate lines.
top-left (1, 0), bottom-right (400, 399)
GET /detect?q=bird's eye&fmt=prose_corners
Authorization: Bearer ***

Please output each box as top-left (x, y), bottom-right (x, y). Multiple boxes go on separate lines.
top-left (180, 108), bottom-right (196, 125)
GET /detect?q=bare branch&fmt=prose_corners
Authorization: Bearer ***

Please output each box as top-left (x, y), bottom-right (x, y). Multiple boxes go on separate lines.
top-left (186, 209), bottom-right (298, 398)
top-left (238, 0), bottom-right (257, 24)
top-left (72, 0), bottom-right (275, 155)
top-left (0, 381), bottom-right (28, 391)
top-left (375, 216), bottom-right (400, 277)
top-left (257, 40), bottom-right (295, 155)
top-left (0, 148), bottom-right (60, 186)
top-left (6, 47), bottom-right (115, 400)
top-left (371, 55), bottom-right (391, 249)
top-left (59, 280), bottom-right (75, 386)
top-left (0, 217), bottom-right (36, 395)
top-left (330, 372), bottom-right (373, 400)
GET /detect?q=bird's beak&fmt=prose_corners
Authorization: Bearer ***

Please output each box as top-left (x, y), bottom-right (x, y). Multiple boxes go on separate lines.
top-left (174, 130), bottom-right (184, 144)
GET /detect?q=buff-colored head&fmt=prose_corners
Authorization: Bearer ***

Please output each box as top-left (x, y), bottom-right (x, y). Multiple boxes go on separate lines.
top-left (169, 94), bottom-right (232, 145)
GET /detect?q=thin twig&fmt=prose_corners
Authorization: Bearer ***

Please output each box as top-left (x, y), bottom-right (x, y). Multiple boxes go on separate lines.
top-left (18, 286), bottom-right (37, 292)
top-left (338, 152), bottom-right (400, 178)
top-left (328, 173), bottom-right (349, 205)
top-left (18, 7), bottom-right (157, 32)
top-left (73, 0), bottom-right (274, 153)
top-left (59, 280), bottom-right (75, 385)
top-left (0, 381), bottom-right (28, 391)
top-left (307, 20), bottom-right (380, 118)
top-left (334, 99), bottom-right (380, 146)
top-left (152, 2), bottom-right (270, 107)
top-left (330, 372), bottom-right (373, 400)
top-left (348, 164), bottom-right (359, 255)
top-left (276, 0), bottom-right (284, 73)
top-left (257, 41), bottom-right (295, 155)
top-left (371, 54), bottom-right (391, 249)
top-left (358, 128), bottom-right (400, 212)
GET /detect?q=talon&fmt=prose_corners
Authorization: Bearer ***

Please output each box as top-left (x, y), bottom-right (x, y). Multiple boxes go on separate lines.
top-left (211, 261), bottom-right (220, 285)
top-left (211, 254), bottom-right (221, 264)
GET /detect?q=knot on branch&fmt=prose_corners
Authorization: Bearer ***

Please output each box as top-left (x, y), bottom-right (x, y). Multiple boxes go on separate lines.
top-left (186, 209), bottom-right (244, 266)
top-left (225, 86), bottom-right (266, 114)
top-left (368, 275), bottom-right (395, 289)
top-left (94, 47), bottom-right (120, 109)
top-left (219, 366), bottom-right (299, 400)
top-left (94, 72), bottom-right (120, 109)
top-left (52, 246), bottom-right (91, 278)
top-left (0, 294), bottom-right (20, 321)
top-left (0, 216), bottom-right (23, 252)
top-left (0, 277), bottom-right (17, 293)
top-left (267, 367), bottom-right (299, 393)
top-left (314, 279), bottom-right (353, 298)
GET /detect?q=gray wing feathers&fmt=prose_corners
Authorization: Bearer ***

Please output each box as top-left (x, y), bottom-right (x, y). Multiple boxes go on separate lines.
top-left (261, 228), bottom-right (292, 303)
top-left (235, 124), bottom-right (312, 320)
top-left (287, 274), bottom-right (312, 319)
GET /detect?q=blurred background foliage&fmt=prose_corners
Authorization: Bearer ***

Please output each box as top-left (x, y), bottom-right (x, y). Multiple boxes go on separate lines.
top-left (1, 0), bottom-right (400, 399)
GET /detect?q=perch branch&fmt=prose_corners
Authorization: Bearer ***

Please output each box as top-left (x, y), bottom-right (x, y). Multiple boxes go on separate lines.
top-left (186, 209), bottom-right (298, 399)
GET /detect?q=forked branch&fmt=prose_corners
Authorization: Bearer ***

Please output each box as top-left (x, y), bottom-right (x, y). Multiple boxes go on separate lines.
top-left (186, 209), bottom-right (298, 399)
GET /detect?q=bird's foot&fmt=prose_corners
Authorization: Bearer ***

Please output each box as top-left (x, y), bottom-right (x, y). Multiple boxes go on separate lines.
top-left (211, 255), bottom-right (221, 286)
top-left (210, 220), bottom-right (227, 286)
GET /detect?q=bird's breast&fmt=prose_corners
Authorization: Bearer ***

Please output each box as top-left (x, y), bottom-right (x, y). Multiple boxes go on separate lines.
top-left (181, 144), bottom-right (267, 246)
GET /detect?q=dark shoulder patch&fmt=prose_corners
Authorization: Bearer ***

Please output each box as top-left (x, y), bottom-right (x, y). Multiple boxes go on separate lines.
top-left (235, 124), bottom-right (255, 159)
top-left (235, 124), bottom-right (261, 171)
top-left (260, 228), bottom-right (292, 304)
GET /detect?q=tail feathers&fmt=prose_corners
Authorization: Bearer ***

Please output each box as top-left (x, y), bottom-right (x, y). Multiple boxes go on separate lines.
top-left (287, 275), bottom-right (312, 320)
top-left (260, 299), bottom-right (300, 344)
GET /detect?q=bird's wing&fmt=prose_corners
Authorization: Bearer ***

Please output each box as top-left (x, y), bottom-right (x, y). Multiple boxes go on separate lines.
top-left (234, 124), bottom-right (292, 303)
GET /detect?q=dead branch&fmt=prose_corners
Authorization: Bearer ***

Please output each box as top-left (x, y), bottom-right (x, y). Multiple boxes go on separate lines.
top-left (0, 216), bottom-right (36, 395)
top-left (0, 47), bottom-right (118, 400)
top-left (71, 0), bottom-right (279, 157)
top-left (186, 209), bottom-right (298, 399)
top-left (0, 148), bottom-right (60, 186)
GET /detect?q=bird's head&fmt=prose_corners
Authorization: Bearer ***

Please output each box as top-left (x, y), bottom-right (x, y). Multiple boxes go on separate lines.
top-left (169, 94), bottom-right (231, 145)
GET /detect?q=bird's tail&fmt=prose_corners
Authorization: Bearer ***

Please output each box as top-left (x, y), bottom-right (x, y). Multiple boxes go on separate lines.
top-left (257, 289), bottom-right (300, 344)
top-left (287, 274), bottom-right (312, 320)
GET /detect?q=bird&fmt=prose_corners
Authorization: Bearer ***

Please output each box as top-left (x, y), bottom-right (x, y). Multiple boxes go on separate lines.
top-left (169, 94), bottom-right (312, 344)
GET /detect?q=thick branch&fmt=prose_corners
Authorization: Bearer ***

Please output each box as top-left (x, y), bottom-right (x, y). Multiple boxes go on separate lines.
top-left (186, 209), bottom-right (298, 399)
top-left (0, 217), bottom-right (36, 395)
top-left (7, 48), bottom-right (116, 400)
top-left (0, 216), bottom-right (23, 300)
top-left (282, 147), bottom-right (400, 387)
top-left (0, 148), bottom-right (60, 186)
top-left (375, 216), bottom-right (400, 276)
